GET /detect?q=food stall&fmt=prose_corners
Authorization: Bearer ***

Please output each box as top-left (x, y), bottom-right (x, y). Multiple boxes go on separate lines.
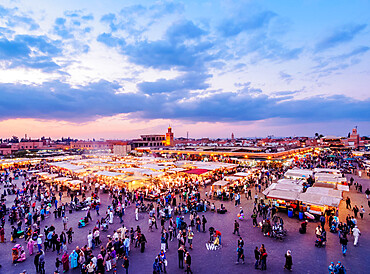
top-left (297, 192), bottom-right (342, 216)
top-left (65, 180), bottom-right (83, 191)
top-left (262, 179), bottom-right (304, 210)
top-left (94, 171), bottom-right (127, 188)
top-left (211, 180), bottom-right (233, 199)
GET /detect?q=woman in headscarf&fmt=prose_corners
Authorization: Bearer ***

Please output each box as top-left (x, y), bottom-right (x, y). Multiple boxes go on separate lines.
top-left (69, 249), bottom-right (79, 269)
top-left (61, 251), bottom-right (70, 272)
top-left (27, 238), bottom-right (35, 255)
top-left (97, 254), bottom-right (105, 273)
top-left (284, 250), bottom-right (293, 271)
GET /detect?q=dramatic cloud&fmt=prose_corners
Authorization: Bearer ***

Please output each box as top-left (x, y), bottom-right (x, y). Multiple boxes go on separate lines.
top-left (137, 71), bottom-right (211, 95)
top-left (0, 81), bottom-right (368, 124)
top-left (98, 19), bottom-right (213, 70)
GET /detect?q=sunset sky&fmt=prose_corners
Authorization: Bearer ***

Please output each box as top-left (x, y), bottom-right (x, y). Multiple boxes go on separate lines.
top-left (0, 0), bottom-right (369, 139)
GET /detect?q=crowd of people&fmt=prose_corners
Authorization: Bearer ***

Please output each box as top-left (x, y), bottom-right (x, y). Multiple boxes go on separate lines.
top-left (0, 149), bottom-right (368, 273)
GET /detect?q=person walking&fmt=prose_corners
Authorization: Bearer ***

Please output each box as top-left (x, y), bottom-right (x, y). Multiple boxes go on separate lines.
top-left (161, 233), bottom-right (166, 252)
top-left (236, 245), bottom-right (245, 264)
top-left (135, 207), bottom-right (139, 221)
top-left (359, 206), bottom-right (365, 219)
top-left (67, 227), bottom-right (73, 244)
top-left (62, 216), bottom-right (68, 230)
top-left (233, 220), bottom-right (240, 236)
top-left (87, 231), bottom-right (93, 248)
top-left (178, 246), bottom-right (185, 269)
top-left (122, 255), bottom-right (129, 274)
top-left (284, 250), bottom-right (293, 271)
top-left (335, 261), bottom-right (347, 274)
top-left (139, 233), bottom-right (147, 253)
top-left (188, 228), bottom-right (194, 249)
top-left (185, 252), bottom-right (192, 274)
top-left (251, 212), bottom-right (258, 227)
top-left (38, 250), bottom-right (45, 274)
top-left (340, 234), bottom-right (348, 256)
top-left (352, 225), bottom-right (361, 246)
top-left (153, 257), bottom-right (161, 274)
top-left (34, 251), bottom-right (41, 273)
top-left (345, 197), bottom-right (351, 209)
top-left (328, 262), bottom-right (336, 273)
top-left (353, 205), bottom-right (359, 218)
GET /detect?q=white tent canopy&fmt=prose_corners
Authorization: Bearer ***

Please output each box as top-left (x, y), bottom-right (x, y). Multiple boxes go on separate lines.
top-left (314, 168), bottom-right (341, 175)
top-left (54, 177), bottom-right (72, 182)
top-left (265, 190), bottom-right (300, 201)
top-left (284, 168), bottom-right (313, 179)
top-left (306, 187), bottom-right (342, 198)
top-left (233, 172), bottom-right (251, 177)
top-left (96, 171), bottom-right (125, 177)
top-left (212, 180), bottom-right (230, 187)
top-left (298, 192), bottom-right (342, 207)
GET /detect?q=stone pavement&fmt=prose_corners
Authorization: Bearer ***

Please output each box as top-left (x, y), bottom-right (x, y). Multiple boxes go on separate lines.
top-left (0, 173), bottom-right (369, 274)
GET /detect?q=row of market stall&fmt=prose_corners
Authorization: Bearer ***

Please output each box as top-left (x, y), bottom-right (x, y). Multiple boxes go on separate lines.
top-left (263, 168), bottom-right (349, 217)
top-left (26, 156), bottom-right (241, 192)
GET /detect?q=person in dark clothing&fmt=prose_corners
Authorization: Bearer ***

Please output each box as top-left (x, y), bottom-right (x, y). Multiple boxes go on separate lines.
top-left (353, 206), bottom-right (359, 218)
top-left (340, 234), bottom-right (348, 256)
top-left (346, 197), bottom-right (351, 209)
top-left (254, 247), bottom-right (260, 269)
top-left (299, 220), bottom-right (308, 234)
top-left (284, 250), bottom-right (293, 271)
top-left (178, 246), bottom-right (185, 269)
top-left (122, 255), bottom-right (129, 274)
top-left (153, 258), bottom-right (161, 274)
top-left (34, 252), bottom-right (41, 273)
top-left (139, 234), bottom-right (147, 253)
top-left (185, 252), bottom-right (192, 274)
top-left (251, 213), bottom-right (258, 227)
top-left (202, 215), bottom-right (207, 232)
top-left (233, 220), bottom-right (240, 236)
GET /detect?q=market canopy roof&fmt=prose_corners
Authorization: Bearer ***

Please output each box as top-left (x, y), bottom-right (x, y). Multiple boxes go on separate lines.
top-left (233, 172), bottom-right (251, 177)
top-left (337, 184), bottom-right (350, 192)
top-left (36, 172), bottom-right (49, 176)
top-left (224, 176), bottom-right (242, 181)
top-left (212, 180), bottom-right (230, 187)
top-left (54, 177), bottom-right (72, 182)
top-left (298, 192), bottom-right (342, 207)
top-left (44, 174), bottom-right (59, 178)
top-left (182, 169), bottom-right (210, 175)
top-left (140, 164), bottom-right (167, 171)
top-left (263, 179), bottom-right (304, 196)
top-left (265, 189), bottom-right (300, 201)
top-left (306, 187), bottom-right (342, 198)
top-left (167, 168), bottom-right (186, 173)
top-left (95, 171), bottom-right (125, 177)
top-left (68, 180), bottom-right (83, 184)
top-left (50, 162), bottom-right (86, 172)
top-left (314, 168), bottom-right (341, 174)
top-left (315, 173), bottom-right (346, 183)
top-left (284, 168), bottom-right (313, 178)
